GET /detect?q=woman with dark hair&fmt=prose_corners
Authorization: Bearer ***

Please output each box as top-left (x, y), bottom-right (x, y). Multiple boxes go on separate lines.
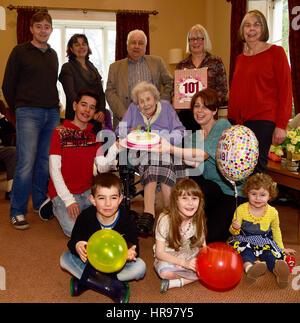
top-left (152, 88), bottom-right (246, 243)
top-left (59, 34), bottom-right (109, 128)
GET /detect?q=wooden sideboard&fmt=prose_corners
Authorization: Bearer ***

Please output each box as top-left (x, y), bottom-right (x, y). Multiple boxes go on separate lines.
top-left (267, 160), bottom-right (300, 191)
top-left (267, 160), bottom-right (300, 244)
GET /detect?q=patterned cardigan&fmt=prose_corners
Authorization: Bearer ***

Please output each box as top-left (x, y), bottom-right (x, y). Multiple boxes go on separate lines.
top-left (176, 53), bottom-right (228, 104)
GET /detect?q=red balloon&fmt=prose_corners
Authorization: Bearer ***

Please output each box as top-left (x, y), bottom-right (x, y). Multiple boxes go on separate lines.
top-left (196, 242), bottom-right (243, 291)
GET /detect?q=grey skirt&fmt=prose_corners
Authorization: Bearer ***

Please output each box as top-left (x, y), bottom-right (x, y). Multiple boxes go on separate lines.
top-left (128, 150), bottom-right (186, 187)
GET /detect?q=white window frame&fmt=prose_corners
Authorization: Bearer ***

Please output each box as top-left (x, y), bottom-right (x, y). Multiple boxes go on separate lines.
top-left (247, 0), bottom-right (289, 57)
top-left (247, 0), bottom-right (283, 43)
top-left (48, 10), bottom-right (116, 112)
top-left (51, 20), bottom-right (115, 80)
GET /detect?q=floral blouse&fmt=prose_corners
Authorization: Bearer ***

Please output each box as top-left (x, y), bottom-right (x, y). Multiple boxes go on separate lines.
top-left (176, 53), bottom-right (228, 104)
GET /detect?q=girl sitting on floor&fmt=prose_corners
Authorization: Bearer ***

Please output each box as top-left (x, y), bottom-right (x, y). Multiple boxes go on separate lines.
top-left (154, 178), bottom-right (206, 293)
top-left (229, 173), bottom-right (296, 288)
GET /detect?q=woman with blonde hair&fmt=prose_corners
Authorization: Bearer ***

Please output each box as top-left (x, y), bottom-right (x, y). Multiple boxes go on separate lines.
top-left (176, 24), bottom-right (228, 131)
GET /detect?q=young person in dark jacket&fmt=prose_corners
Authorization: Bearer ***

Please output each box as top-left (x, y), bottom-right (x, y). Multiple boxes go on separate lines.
top-left (0, 110), bottom-right (16, 200)
top-left (60, 172), bottom-right (146, 303)
top-left (2, 12), bottom-right (60, 230)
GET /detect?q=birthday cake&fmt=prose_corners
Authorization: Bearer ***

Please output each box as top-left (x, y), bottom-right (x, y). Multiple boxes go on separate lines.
top-left (126, 130), bottom-right (160, 150)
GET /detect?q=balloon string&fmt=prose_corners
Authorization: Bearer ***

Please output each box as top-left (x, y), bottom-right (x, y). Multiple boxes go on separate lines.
top-left (233, 182), bottom-right (246, 237)
top-left (233, 182), bottom-right (238, 221)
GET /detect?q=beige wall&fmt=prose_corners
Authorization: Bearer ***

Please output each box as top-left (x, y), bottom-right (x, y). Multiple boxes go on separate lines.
top-left (0, 0), bottom-right (231, 90)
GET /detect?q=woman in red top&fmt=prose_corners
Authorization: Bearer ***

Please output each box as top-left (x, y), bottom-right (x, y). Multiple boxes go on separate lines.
top-left (228, 10), bottom-right (292, 173)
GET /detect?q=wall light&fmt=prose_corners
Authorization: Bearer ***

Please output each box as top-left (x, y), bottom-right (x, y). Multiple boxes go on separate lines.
top-left (168, 48), bottom-right (183, 65)
top-left (0, 6), bottom-right (6, 30)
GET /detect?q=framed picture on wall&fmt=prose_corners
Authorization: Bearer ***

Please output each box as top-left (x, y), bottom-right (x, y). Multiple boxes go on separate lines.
top-left (173, 67), bottom-right (207, 109)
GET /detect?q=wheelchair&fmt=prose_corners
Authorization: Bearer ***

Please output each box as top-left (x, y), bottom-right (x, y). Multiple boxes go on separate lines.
top-left (115, 151), bottom-right (148, 236)
top-left (101, 136), bottom-right (151, 236)
top-left (117, 164), bottom-right (144, 210)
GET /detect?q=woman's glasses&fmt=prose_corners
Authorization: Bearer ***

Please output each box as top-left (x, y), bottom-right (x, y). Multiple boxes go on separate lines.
top-left (189, 37), bottom-right (204, 42)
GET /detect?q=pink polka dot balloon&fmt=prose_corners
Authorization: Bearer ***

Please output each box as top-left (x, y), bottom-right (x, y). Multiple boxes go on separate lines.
top-left (216, 125), bottom-right (259, 184)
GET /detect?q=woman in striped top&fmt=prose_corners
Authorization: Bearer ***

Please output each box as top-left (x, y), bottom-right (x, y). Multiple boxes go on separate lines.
top-left (229, 173), bottom-right (296, 288)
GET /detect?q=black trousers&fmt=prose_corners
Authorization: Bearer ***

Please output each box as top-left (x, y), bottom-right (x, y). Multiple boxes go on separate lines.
top-left (191, 175), bottom-right (247, 243)
top-left (0, 146), bottom-right (17, 180)
top-left (244, 120), bottom-right (275, 174)
top-left (229, 119), bottom-right (275, 174)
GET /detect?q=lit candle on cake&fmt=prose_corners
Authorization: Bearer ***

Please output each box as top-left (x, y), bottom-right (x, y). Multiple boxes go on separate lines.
top-left (146, 125), bottom-right (151, 139)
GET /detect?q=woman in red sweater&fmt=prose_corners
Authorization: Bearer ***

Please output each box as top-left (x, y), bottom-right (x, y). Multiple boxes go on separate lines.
top-left (228, 10), bottom-right (292, 173)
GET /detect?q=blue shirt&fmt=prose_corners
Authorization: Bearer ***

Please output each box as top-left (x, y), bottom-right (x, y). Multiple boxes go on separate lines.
top-left (128, 56), bottom-right (153, 100)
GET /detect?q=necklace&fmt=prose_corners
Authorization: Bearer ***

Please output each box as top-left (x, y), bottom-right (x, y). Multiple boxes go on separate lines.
top-left (145, 105), bottom-right (158, 126)
top-left (97, 209), bottom-right (120, 229)
top-left (180, 219), bottom-right (193, 238)
top-left (248, 204), bottom-right (267, 224)
top-left (245, 42), bottom-right (269, 56)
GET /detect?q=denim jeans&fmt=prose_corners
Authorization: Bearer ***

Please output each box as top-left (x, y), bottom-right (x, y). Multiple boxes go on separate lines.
top-left (10, 107), bottom-right (60, 218)
top-left (52, 190), bottom-right (92, 237)
top-left (60, 251), bottom-right (146, 281)
top-left (240, 247), bottom-right (277, 272)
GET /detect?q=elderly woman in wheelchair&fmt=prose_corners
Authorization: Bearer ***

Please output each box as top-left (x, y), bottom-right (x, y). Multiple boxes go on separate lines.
top-left (115, 81), bottom-right (186, 237)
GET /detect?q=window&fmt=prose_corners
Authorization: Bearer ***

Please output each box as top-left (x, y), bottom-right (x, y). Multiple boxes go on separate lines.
top-left (47, 11), bottom-right (116, 112)
top-left (248, 0), bottom-right (289, 60)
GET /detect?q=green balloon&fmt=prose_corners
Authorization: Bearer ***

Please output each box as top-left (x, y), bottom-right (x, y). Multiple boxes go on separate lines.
top-left (87, 229), bottom-right (128, 273)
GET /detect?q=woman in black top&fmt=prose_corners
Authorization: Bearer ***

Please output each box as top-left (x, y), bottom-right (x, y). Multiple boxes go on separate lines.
top-left (59, 34), bottom-right (106, 123)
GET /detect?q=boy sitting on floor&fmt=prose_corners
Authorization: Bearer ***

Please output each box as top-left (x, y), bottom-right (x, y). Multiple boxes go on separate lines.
top-left (60, 172), bottom-right (146, 303)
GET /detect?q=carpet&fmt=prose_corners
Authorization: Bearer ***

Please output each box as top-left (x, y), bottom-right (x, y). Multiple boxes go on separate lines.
top-left (0, 192), bottom-right (299, 303)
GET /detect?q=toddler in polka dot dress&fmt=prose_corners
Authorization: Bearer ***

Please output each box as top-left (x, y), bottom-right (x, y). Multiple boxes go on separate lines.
top-left (229, 173), bottom-right (296, 288)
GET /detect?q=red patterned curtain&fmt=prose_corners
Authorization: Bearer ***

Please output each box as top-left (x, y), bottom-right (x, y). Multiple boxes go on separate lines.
top-left (288, 0), bottom-right (300, 115)
top-left (115, 12), bottom-right (150, 61)
top-left (226, 0), bottom-right (247, 86)
top-left (17, 8), bottom-right (40, 44)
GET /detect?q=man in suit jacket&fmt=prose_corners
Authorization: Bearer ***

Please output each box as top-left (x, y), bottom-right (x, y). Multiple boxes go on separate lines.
top-left (106, 29), bottom-right (173, 129)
